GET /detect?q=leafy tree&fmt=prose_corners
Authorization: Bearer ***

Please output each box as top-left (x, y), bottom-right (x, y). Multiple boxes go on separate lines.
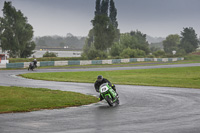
top-left (109, 0), bottom-right (118, 28)
top-left (82, 0), bottom-right (118, 59)
top-left (36, 39), bottom-right (47, 47)
top-left (92, 0), bottom-right (117, 51)
top-left (0, 17), bottom-right (3, 37)
top-left (109, 0), bottom-right (120, 42)
top-left (130, 31), bottom-right (150, 54)
top-left (101, 0), bottom-right (109, 15)
top-left (179, 27), bottom-right (199, 53)
top-left (119, 31), bottom-right (150, 54)
top-left (110, 42), bottom-right (122, 56)
top-left (149, 42), bottom-right (163, 53)
top-left (0, 2), bottom-right (35, 58)
top-left (35, 35), bottom-right (86, 49)
top-left (163, 34), bottom-right (180, 54)
top-left (95, 0), bottom-right (101, 16)
top-left (59, 42), bottom-right (65, 47)
top-left (92, 14), bottom-right (116, 50)
top-left (82, 29), bottom-right (94, 54)
top-left (65, 35), bottom-right (80, 48)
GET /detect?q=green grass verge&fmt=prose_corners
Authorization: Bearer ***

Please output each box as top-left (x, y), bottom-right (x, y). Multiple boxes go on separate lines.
top-left (0, 86), bottom-right (98, 113)
top-left (20, 66), bottom-right (200, 89)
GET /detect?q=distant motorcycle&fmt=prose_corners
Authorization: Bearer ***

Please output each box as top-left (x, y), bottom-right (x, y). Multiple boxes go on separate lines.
top-left (99, 83), bottom-right (119, 106)
top-left (28, 62), bottom-right (35, 71)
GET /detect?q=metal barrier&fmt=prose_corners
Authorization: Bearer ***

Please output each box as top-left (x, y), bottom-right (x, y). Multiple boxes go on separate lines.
top-left (0, 58), bottom-right (184, 69)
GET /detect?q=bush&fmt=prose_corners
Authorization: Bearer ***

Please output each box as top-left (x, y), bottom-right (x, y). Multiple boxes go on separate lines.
top-left (110, 42), bottom-right (122, 57)
top-left (136, 49), bottom-right (146, 57)
top-left (153, 50), bottom-right (165, 57)
top-left (87, 49), bottom-right (107, 60)
top-left (176, 49), bottom-right (186, 56)
top-left (120, 48), bottom-right (135, 58)
top-left (43, 51), bottom-right (58, 57)
top-left (147, 54), bottom-right (155, 58)
top-left (184, 55), bottom-right (200, 60)
top-left (120, 48), bottom-right (146, 58)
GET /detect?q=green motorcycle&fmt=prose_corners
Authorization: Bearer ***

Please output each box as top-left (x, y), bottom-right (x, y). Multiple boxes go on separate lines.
top-left (99, 83), bottom-right (119, 106)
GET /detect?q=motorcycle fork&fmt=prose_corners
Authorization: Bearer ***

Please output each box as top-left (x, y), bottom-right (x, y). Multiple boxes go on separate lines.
top-left (109, 89), bottom-right (116, 98)
top-left (103, 93), bottom-right (112, 99)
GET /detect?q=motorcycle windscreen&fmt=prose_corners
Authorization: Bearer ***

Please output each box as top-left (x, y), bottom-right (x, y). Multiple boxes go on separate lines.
top-left (100, 86), bottom-right (109, 93)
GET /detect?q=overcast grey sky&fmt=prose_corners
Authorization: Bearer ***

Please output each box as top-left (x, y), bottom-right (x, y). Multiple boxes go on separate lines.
top-left (0, 0), bottom-right (199, 37)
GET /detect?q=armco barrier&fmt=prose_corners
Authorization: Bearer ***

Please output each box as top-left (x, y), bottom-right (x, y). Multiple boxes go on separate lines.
top-left (92, 60), bottom-right (102, 64)
top-left (68, 60), bottom-right (80, 65)
top-left (130, 58), bottom-right (137, 62)
top-left (0, 64), bottom-right (6, 68)
top-left (157, 58), bottom-right (163, 62)
top-left (40, 61), bottom-right (54, 67)
top-left (6, 63), bottom-right (24, 68)
top-left (24, 62), bottom-right (30, 68)
top-left (179, 58), bottom-right (184, 61)
top-left (80, 60), bottom-right (92, 65)
top-left (112, 59), bottom-right (121, 64)
top-left (54, 61), bottom-right (68, 66)
top-left (0, 57), bottom-right (184, 69)
top-left (102, 60), bottom-right (112, 64)
top-left (145, 58), bottom-right (153, 61)
top-left (137, 58), bottom-right (145, 62)
top-left (121, 59), bottom-right (129, 63)
top-left (168, 58), bottom-right (173, 62)
top-left (162, 58), bottom-right (169, 62)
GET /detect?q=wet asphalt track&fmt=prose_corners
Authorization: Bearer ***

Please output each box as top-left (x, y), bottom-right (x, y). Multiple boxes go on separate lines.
top-left (1, 63), bottom-right (200, 133)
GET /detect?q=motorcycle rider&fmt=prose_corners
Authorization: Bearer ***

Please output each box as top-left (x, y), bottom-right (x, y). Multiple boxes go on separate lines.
top-left (33, 59), bottom-right (37, 68)
top-left (94, 75), bottom-right (117, 101)
top-left (28, 62), bottom-right (34, 71)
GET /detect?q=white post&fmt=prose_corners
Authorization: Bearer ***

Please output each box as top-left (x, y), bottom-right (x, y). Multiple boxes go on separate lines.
top-left (172, 50), bottom-right (176, 55)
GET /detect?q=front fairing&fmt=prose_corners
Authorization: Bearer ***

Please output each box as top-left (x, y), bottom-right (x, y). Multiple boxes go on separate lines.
top-left (99, 83), bottom-right (117, 99)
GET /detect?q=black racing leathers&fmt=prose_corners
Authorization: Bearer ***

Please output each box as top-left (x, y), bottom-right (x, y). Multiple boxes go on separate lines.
top-left (94, 78), bottom-right (116, 92)
top-left (94, 78), bottom-right (112, 92)
top-left (33, 60), bottom-right (37, 68)
top-left (94, 78), bottom-right (117, 101)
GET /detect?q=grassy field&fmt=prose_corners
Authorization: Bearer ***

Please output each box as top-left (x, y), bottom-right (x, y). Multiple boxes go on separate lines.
top-left (20, 66), bottom-right (200, 89)
top-left (0, 86), bottom-right (98, 113)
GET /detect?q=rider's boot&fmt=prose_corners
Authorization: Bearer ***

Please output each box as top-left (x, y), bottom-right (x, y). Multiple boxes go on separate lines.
top-left (99, 95), bottom-right (103, 101)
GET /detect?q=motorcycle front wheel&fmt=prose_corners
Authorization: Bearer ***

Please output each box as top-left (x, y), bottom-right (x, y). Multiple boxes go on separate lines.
top-left (105, 95), bottom-right (113, 106)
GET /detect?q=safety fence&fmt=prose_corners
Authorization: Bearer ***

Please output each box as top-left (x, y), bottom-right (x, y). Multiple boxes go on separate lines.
top-left (0, 57), bottom-right (184, 69)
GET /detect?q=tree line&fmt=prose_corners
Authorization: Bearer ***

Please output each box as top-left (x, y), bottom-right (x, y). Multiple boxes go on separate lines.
top-left (82, 0), bottom-right (120, 59)
top-left (82, 0), bottom-right (199, 59)
top-left (0, 2), bottom-right (35, 58)
top-left (163, 27), bottom-right (199, 56)
top-left (0, 1), bottom-right (199, 59)
top-left (35, 33), bottom-right (86, 49)
top-left (82, 0), bottom-right (151, 59)
top-left (0, 2), bottom-right (86, 58)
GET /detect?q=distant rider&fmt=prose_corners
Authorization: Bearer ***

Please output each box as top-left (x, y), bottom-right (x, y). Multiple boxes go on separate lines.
top-left (94, 75), bottom-right (117, 101)
top-left (33, 59), bottom-right (37, 68)
top-left (28, 62), bottom-right (34, 70)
